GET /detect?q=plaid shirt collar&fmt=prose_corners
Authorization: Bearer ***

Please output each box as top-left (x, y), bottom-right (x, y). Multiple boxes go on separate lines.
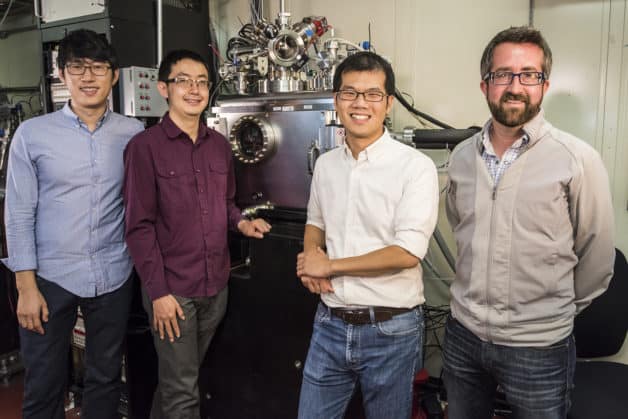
top-left (481, 123), bottom-right (530, 184)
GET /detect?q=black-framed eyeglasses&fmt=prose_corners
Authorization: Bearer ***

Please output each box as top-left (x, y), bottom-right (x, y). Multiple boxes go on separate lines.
top-left (165, 76), bottom-right (212, 90)
top-left (484, 71), bottom-right (546, 86)
top-left (65, 62), bottom-right (112, 76)
top-left (336, 89), bottom-right (388, 102)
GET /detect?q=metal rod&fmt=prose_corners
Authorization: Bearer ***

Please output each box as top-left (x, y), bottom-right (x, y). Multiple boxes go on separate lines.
top-left (529, 0), bottom-right (535, 26)
top-left (156, 0), bottom-right (163, 66)
top-left (0, 85), bottom-right (41, 93)
top-left (33, 0), bottom-right (41, 18)
top-left (433, 227), bottom-right (456, 273)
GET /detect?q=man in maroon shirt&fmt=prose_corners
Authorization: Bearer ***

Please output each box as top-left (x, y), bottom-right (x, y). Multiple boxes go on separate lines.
top-left (123, 49), bottom-right (270, 418)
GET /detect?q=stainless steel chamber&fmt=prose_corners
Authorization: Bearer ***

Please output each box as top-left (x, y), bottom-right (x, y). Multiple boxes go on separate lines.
top-left (209, 92), bottom-right (343, 210)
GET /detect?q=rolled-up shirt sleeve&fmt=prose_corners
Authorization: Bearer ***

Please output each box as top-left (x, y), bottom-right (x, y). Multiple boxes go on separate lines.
top-left (306, 163), bottom-right (325, 231)
top-left (4, 127), bottom-right (39, 272)
top-left (392, 156), bottom-right (439, 260)
top-left (123, 135), bottom-right (169, 301)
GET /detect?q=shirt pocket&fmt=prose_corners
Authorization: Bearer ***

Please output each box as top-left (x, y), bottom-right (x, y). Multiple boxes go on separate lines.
top-left (208, 155), bottom-right (229, 198)
top-left (154, 161), bottom-right (195, 211)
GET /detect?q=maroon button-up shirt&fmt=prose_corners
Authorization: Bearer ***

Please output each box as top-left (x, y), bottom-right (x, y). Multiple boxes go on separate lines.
top-left (123, 113), bottom-right (242, 301)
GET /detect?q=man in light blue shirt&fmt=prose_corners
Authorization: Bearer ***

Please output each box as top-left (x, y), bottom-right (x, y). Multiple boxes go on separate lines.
top-left (4, 29), bottom-right (143, 419)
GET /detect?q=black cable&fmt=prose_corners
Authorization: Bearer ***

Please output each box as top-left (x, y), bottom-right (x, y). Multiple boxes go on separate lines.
top-left (399, 90), bottom-right (415, 108)
top-left (209, 79), bottom-right (225, 108)
top-left (394, 88), bottom-right (454, 129)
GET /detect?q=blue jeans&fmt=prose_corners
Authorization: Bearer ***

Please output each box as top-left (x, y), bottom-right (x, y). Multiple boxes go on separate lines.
top-left (442, 316), bottom-right (575, 419)
top-left (19, 276), bottom-right (132, 419)
top-left (298, 302), bottom-right (424, 419)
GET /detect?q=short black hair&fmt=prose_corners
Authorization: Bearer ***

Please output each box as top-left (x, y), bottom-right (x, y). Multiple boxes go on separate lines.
top-left (332, 51), bottom-right (395, 95)
top-left (481, 26), bottom-right (553, 78)
top-left (57, 29), bottom-right (119, 71)
top-left (158, 50), bottom-right (210, 82)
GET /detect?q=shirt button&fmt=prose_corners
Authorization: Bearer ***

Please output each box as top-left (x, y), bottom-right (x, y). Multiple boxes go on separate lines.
top-left (199, 188), bottom-right (204, 193)
top-left (195, 169), bottom-right (201, 173)
top-left (169, 171), bottom-right (175, 176)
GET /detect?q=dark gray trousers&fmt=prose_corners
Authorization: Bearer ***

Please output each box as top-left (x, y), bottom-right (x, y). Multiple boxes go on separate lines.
top-left (142, 286), bottom-right (228, 419)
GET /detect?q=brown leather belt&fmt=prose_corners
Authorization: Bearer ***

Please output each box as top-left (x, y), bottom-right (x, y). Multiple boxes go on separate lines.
top-left (326, 304), bottom-right (415, 325)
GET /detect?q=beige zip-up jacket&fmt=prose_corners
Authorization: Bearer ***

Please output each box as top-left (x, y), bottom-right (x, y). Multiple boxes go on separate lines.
top-left (446, 111), bottom-right (615, 346)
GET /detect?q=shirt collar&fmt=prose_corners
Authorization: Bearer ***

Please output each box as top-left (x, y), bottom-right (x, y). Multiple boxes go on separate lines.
top-left (62, 101), bottom-right (110, 130)
top-left (479, 112), bottom-right (540, 156)
top-left (520, 108), bottom-right (545, 143)
top-left (481, 124), bottom-right (529, 156)
top-left (342, 128), bottom-right (391, 162)
top-left (161, 112), bottom-right (210, 142)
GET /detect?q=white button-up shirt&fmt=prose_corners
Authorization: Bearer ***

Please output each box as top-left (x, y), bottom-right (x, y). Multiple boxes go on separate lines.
top-left (307, 129), bottom-right (439, 308)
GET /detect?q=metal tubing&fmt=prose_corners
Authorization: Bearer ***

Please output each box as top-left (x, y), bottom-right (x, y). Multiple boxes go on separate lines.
top-left (156, 0), bottom-right (163, 66)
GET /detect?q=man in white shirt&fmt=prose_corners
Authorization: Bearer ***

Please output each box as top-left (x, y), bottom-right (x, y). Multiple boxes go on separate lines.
top-left (296, 51), bottom-right (439, 419)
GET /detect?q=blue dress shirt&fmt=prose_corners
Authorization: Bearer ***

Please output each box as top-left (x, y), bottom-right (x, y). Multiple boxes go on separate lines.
top-left (3, 103), bottom-right (144, 297)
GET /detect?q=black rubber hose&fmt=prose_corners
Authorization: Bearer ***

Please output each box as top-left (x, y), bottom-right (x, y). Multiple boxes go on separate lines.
top-left (412, 128), bottom-right (480, 149)
top-left (394, 89), bottom-right (454, 129)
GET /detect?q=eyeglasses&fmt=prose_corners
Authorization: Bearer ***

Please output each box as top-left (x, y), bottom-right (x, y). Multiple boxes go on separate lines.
top-left (165, 76), bottom-right (212, 90)
top-left (484, 71), bottom-right (546, 86)
top-left (65, 62), bottom-right (111, 76)
top-left (336, 89), bottom-right (388, 102)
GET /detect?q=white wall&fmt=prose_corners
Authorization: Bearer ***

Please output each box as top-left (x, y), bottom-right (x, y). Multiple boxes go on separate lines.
top-left (1, 0), bottom-right (624, 364)
top-left (211, 2), bottom-right (625, 253)
top-left (535, 0), bottom-right (628, 258)
top-left (212, 0), bottom-right (628, 366)
top-left (535, 0), bottom-right (628, 365)
top-left (211, 0), bottom-right (529, 129)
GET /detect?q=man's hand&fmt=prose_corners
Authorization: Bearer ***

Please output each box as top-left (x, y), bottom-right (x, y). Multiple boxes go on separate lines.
top-left (297, 247), bottom-right (334, 294)
top-left (16, 273), bottom-right (49, 335)
top-left (297, 247), bottom-right (333, 278)
top-left (300, 276), bottom-right (334, 294)
top-left (152, 294), bottom-right (185, 342)
top-left (238, 218), bottom-right (271, 239)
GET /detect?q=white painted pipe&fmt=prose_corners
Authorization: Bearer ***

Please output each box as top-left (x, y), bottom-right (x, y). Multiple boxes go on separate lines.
top-left (157, 0), bottom-right (163, 66)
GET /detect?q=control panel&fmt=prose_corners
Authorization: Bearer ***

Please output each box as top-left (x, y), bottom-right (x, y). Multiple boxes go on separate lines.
top-left (119, 66), bottom-right (168, 118)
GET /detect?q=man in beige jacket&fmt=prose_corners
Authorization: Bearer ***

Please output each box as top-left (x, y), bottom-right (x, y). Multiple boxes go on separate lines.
top-left (444, 26), bottom-right (615, 419)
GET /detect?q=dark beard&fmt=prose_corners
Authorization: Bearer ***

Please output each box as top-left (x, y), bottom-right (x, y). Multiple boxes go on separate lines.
top-left (488, 92), bottom-right (541, 127)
